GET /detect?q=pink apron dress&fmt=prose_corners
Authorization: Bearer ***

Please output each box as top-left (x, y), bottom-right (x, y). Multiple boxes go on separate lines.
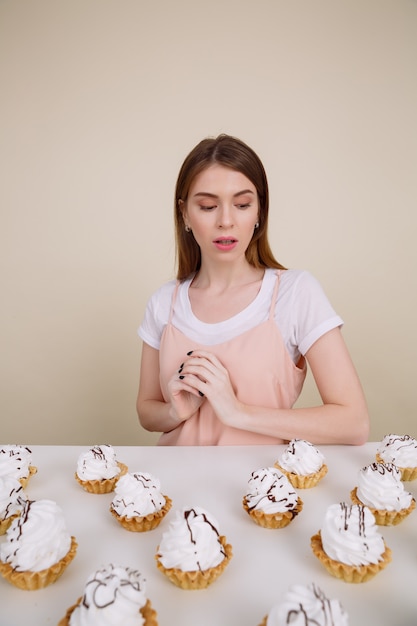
top-left (158, 271), bottom-right (306, 445)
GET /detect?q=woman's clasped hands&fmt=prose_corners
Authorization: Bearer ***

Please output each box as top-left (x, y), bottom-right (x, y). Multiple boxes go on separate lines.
top-left (167, 350), bottom-right (239, 425)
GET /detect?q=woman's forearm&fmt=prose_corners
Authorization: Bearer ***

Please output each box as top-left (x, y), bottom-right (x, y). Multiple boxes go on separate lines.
top-left (137, 398), bottom-right (183, 434)
top-left (233, 401), bottom-right (370, 445)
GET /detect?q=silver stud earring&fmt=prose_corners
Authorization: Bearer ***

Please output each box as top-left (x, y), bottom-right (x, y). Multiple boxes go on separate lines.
top-left (254, 222), bottom-right (259, 229)
top-left (185, 225), bottom-right (191, 232)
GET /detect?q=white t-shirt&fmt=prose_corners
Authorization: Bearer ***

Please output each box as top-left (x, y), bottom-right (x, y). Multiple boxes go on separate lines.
top-left (138, 268), bottom-right (343, 363)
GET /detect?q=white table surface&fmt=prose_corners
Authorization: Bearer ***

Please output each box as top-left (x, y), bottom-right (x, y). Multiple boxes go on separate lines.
top-left (0, 443), bottom-right (416, 626)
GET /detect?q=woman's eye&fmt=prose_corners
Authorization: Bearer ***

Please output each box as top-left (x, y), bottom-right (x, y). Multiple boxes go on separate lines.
top-left (237, 203), bottom-right (250, 209)
top-left (199, 205), bottom-right (216, 211)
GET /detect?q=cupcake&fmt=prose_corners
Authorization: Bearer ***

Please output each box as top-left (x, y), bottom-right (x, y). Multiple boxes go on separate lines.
top-left (0, 445), bottom-right (37, 488)
top-left (0, 475), bottom-right (27, 534)
top-left (0, 498), bottom-right (77, 590)
top-left (75, 445), bottom-right (128, 494)
top-left (110, 471), bottom-right (172, 531)
top-left (243, 467), bottom-right (303, 528)
top-left (258, 582), bottom-right (349, 626)
top-left (274, 439), bottom-right (327, 488)
top-left (155, 506), bottom-right (232, 589)
top-left (350, 462), bottom-right (416, 525)
top-left (311, 502), bottom-right (392, 583)
top-left (58, 563), bottom-right (158, 626)
top-left (376, 434), bottom-right (417, 481)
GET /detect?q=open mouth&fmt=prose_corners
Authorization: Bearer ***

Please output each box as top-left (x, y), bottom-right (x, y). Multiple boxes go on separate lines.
top-left (214, 238), bottom-right (237, 244)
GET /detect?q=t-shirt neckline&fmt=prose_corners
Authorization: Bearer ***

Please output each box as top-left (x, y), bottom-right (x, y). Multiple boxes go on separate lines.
top-left (181, 269), bottom-right (274, 329)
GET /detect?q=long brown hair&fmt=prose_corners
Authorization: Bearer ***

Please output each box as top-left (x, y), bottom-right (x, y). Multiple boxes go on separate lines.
top-left (174, 134), bottom-right (285, 280)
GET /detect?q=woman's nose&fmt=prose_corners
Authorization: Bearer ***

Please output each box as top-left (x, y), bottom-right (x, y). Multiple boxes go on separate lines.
top-left (217, 206), bottom-right (233, 228)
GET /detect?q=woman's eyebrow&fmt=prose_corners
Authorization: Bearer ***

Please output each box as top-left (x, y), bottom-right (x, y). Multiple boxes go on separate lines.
top-left (192, 189), bottom-right (255, 199)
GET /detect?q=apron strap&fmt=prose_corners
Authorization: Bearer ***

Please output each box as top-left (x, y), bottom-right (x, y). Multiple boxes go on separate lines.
top-left (269, 270), bottom-right (282, 320)
top-left (168, 281), bottom-right (180, 324)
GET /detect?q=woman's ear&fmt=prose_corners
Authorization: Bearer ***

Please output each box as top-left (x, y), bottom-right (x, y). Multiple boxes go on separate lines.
top-left (178, 199), bottom-right (187, 225)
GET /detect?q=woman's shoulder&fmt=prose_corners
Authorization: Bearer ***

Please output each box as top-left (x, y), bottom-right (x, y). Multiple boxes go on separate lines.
top-left (279, 267), bottom-right (314, 282)
top-left (148, 278), bottom-right (177, 299)
top-left (145, 276), bottom-right (194, 316)
top-left (144, 278), bottom-right (178, 316)
top-left (274, 268), bottom-right (331, 304)
top-left (269, 267), bottom-right (318, 290)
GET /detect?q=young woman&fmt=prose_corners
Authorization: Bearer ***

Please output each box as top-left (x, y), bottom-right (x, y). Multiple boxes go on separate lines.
top-left (136, 135), bottom-right (369, 446)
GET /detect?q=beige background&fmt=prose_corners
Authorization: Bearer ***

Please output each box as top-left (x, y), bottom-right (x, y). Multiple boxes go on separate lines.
top-left (1, 0), bottom-right (416, 445)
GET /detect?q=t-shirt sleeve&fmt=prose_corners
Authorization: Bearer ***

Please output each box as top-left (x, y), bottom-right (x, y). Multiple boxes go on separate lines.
top-left (137, 281), bottom-right (176, 350)
top-left (280, 271), bottom-right (343, 358)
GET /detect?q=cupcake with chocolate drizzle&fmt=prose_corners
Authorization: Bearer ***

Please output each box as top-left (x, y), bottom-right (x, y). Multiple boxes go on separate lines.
top-left (274, 439), bottom-right (328, 488)
top-left (155, 506), bottom-right (232, 589)
top-left (243, 467), bottom-right (303, 528)
top-left (110, 471), bottom-right (172, 532)
top-left (258, 582), bottom-right (349, 626)
top-left (311, 502), bottom-right (392, 583)
top-left (58, 563), bottom-right (158, 625)
top-left (351, 462), bottom-right (415, 525)
top-left (0, 498), bottom-right (77, 590)
top-left (0, 445), bottom-right (37, 489)
top-left (75, 445), bottom-right (128, 494)
top-left (376, 434), bottom-right (417, 481)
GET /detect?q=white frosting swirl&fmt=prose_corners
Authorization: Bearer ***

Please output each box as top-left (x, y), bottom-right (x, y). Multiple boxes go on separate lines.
top-left (0, 475), bottom-right (27, 521)
top-left (0, 499), bottom-right (72, 571)
top-left (320, 503), bottom-right (386, 566)
top-left (356, 463), bottom-right (413, 511)
top-left (111, 472), bottom-right (166, 518)
top-left (69, 564), bottom-right (147, 626)
top-left (377, 434), bottom-right (417, 467)
top-left (266, 583), bottom-right (349, 626)
top-left (157, 506), bottom-right (226, 572)
top-left (278, 439), bottom-right (325, 475)
top-left (0, 445), bottom-right (33, 480)
top-left (76, 445), bottom-right (121, 480)
top-left (244, 467), bottom-right (299, 513)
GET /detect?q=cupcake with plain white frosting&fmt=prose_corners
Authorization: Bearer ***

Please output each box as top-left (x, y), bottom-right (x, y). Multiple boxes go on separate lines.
top-left (351, 462), bottom-right (415, 525)
top-left (75, 445), bottom-right (128, 494)
top-left (258, 582), bottom-right (349, 626)
top-left (311, 502), bottom-right (391, 583)
top-left (243, 467), bottom-right (303, 528)
top-left (274, 439), bottom-right (328, 488)
top-left (0, 498), bottom-right (77, 590)
top-left (58, 563), bottom-right (158, 626)
top-left (0, 475), bottom-right (27, 534)
top-left (155, 506), bottom-right (232, 589)
top-left (0, 445), bottom-right (37, 488)
top-left (376, 434), bottom-right (417, 481)
top-left (110, 471), bottom-right (172, 531)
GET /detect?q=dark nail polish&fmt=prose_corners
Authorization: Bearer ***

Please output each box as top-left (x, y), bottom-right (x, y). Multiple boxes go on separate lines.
top-left (187, 351), bottom-right (193, 356)
top-left (198, 391), bottom-right (205, 397)
top-left (178, 365), bottom-right (183, 373)
top-left (179, 375), bottom-right (185, 380)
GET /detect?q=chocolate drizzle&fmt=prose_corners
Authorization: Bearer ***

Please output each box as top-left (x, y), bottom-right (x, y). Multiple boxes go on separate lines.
top-left (184, 508), bottom-right (220, 538)
top-left (4, 498), bottom-right (34, 570)
top-left (246, 469), bottom-right (298, 515)
top-left (91, 445), bottom-right (108, 461)
top-left (387, 434), bottom-right (415, 449)
top-left (82, 565), bottom-right (145, 609)
top-left (0, 445), bottom-right (32, 474)
top-left (381, 434), bottom-right (417, 463)
top-left (2, 483), bottom-right (24, 520)
top-left (288, 440), bottom-right (297, 456)
top-left (182, 508), bottom-right (225, 572)
top-left (340, 502), bottom-right (366, 537)
top-left (285, 584), bottom-right (343, 626)
top-left (365, 462), bottom-right (397, 476)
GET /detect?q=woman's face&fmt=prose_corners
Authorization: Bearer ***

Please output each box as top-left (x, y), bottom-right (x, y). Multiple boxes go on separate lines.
top-left (181, 164), bottom-right (259, 266)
